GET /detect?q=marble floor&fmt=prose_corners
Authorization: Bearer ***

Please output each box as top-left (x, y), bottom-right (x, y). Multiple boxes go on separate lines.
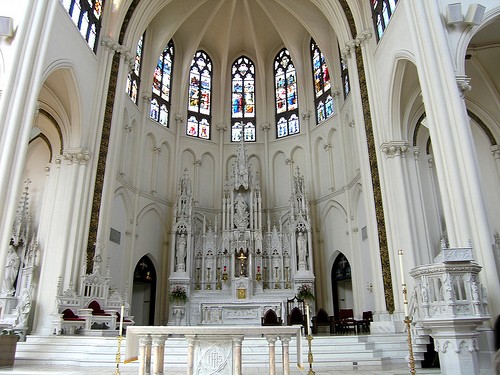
top-left (0, 363), bottom-right (443, 375)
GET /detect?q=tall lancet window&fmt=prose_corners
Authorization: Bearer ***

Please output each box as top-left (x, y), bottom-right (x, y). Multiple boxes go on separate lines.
top-left (371, 0), bottom-right (398, 41)
top-left (231, 56), bottom-right (256, 142)
top-left (274, 48), bottom-right (299, 138)
top-left (310, 39), bottom-right (333, 124)
top-left (62, 0), bottom-right (104, 52)
top-left (126, 33), bottom-right (145, 105)
top-left (150, 39), bottom-right (175, 127)
top-left (187, 51), bottom-right (212, 140)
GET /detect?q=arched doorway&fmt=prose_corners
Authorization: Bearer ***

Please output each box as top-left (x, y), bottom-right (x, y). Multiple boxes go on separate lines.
top-left (331, 252), bottom-right (353, 317)
top-left (131, 255), bottom-right (157, 325)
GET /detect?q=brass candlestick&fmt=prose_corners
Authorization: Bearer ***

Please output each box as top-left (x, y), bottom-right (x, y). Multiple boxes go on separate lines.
top-left (114, 334), bottom-right (124, 374)
top-left (404, 317), bottom-right (416, 375)
top-left (306, 334), bottom-right (315, 375)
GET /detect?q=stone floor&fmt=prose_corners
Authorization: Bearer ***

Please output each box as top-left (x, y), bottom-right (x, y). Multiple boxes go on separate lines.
top-left (0, 363), bottom-right (443, 375)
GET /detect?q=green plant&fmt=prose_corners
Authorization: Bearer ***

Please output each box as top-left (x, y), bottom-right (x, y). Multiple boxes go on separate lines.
top-left (169, 286), bottom-right (188, 303)
top-left (297, 284), bottom-right (314, 301)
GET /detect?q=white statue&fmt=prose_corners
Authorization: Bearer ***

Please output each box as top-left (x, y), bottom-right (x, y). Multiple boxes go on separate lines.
top-left (234, 193), bottom-right (249, 227)
top-left (176, 233), bottom-right (187, 272)
top-left (297, 232), bottom-right (307, 264)
top-left (15, 287), bottom-right (32, 328)
top-left (1, 245), bottom-right (20, 297)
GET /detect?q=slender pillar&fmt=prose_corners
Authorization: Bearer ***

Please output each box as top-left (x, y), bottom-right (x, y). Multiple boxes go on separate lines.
top-left (266, 335), bottom-right (277, 375)
top-left (281, 335), bottom-right (292, 375)
top-left (138, 335), bottom-right (152, 375)
top-left (232, 336), bottom-right (243, 375)
top-left (185, 336), bottom-right (195, 375)
top-left (152, 336), bottom-right (166, 375)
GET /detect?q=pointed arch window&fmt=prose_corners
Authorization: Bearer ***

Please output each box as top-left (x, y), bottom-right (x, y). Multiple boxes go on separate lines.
top-left (62, 0), bottom-right (104, 53)
top-left (150, 39), bottom-right (175, 127)
top-left (274, 48), bottom-right (299, 138)
top-left (310, 39), bottom-right (333, 124)
top-left (126, 34), bottom-right (144, 105)
top-left (371, 0), bottom-right (398, 41)
top-left (187, 51), bottom-right (213, 140)
top-left (231, 56), bottom-right (256, 142)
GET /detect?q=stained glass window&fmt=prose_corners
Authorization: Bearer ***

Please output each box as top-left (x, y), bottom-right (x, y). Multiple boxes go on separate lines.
top-left (187, 51), bottom-right (212, 140)
top-left (62, 0), bottom-right (104, 53)
top-left (150, 39), bottom-right (175, 127)
top-left (231, 56), bottom-right (256, 142)
top-left (274, 48), bottom-right (299, 138)
top-left (310, 39), bottom-right (333, 124)
top-left (371, 0), bottom-right (398, 41)
top-left (126, 34), bottom-right (144, 105)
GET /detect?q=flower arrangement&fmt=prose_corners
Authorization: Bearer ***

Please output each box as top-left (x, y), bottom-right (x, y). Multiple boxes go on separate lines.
top-left (169, 286), bottom-right (188, 304)
top-left (297, 283), bottom-right (315, 301)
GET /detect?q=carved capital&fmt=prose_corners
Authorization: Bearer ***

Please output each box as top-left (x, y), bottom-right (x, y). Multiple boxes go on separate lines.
top-left (175, 113), bottom-right (183, 123)
top-left (285, 158), bottom-right (294, 166)
top-left (260, 122), bottom-right (271, 132)
top-left (63, 149), bottom-right (91, 165)
top-left (413, 146), bottom-right (421, 160)
top-left (216, 123), bottom-right (227, 132)
top-left (490, 145), bottom-right (500, 160)
top-left (124, 124), bottom-right (132, 133)
top-left (323, 143), bottom-right (332, 152)
top-left (153, 147), bottom-right (161, 154)
top-left (301, 111), bottom-right (311, 120)
top-left (194, 160), bottom-right (201, 166)
top-left (456, 75), bottom-right (471, 98)
top-left (354, 30), bottom-right (373, 46)
top-left (380, 141), bottom-right (409, 158)
top-left (100, 38), bottom-right (134, 70)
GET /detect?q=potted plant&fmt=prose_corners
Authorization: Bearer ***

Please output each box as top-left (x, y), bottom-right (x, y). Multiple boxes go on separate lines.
top-left (169, 285), bottom-right (188, 305)
top-left (0, 330), bottom-right (18, 368)
top-left (297, 284), bottom-right (315, 302)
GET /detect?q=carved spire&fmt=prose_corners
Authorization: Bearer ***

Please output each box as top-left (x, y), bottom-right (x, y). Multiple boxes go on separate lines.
top-left (233, 137), bottom-right (251, 190)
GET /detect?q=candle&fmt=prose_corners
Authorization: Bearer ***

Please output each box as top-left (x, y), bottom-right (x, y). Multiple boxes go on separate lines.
top-left (305, 303), bottom-right (311, 336)
top-left (119, 305), bottom-right (124, 336)
top-left (398, 250), bottom-right (409, 317)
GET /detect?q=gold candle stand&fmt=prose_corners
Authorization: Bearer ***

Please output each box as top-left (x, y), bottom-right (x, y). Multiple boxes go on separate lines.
top-left (306, 334), bottom-right (315, 375)
top-left (404, 317), bottom-right (416, 375)
top-left (114, 334), bottom-right (124, 375)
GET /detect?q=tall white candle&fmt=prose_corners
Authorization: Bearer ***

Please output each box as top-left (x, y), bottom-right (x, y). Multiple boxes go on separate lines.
top-left (119, 305), bottom-right (124, 336)
top-left (305, 303), bottom-right (311, 336)
top-left (398, 250), bottom-right (409, 317)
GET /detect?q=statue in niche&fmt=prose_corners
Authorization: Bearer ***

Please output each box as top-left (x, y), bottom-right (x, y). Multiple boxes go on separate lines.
top-left (234, 193), bottom-right (249, 228)
top-left (1, 244), bottom-right (20, 297)
top-left (175, 233), bottom-right (187, 272)
top-left (297, 231), bottom-right (307, 265)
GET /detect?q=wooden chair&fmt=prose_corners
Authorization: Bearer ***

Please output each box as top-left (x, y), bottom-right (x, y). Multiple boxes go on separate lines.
top-left (286, 297), bottom-right (306, 327)
top-left (261, 309), bottom-right (282, 326)
top-left (336, 308), bottom-right (357, 334)
top-left (311, 308), bottom-right (335, 334)
top-left (359, 310), bottom-right (373, 333)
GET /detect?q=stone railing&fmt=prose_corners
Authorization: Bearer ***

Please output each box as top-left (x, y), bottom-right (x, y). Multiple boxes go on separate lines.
top-left (125, 325), bottom-right (302, 375)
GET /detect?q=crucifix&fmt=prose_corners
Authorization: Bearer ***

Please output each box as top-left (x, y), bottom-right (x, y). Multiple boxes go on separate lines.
top-left (237, 249), bottom-right (247, 277)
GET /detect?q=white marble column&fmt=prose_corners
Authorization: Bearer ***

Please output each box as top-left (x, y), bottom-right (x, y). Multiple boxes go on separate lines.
top-left (185, 335), bottom-right (195, 375)
top-left (151, 336), bottom-right (166, 375)
top-left (266, 335), bottom-right (277, 375)
top-left (281, 335), bottom-right (292, 375)
top-left (0, 0), bottom-right (58, 303)
top-left (138, 335), bottom-right (152, 375)
top-left (232, 336), bottom-right (243, 375)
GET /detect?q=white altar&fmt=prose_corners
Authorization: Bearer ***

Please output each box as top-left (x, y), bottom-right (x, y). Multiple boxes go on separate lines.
top-left (168, 138), bottom-right (315, 326)
top-left (125, 325), bottom-right (302, 375)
